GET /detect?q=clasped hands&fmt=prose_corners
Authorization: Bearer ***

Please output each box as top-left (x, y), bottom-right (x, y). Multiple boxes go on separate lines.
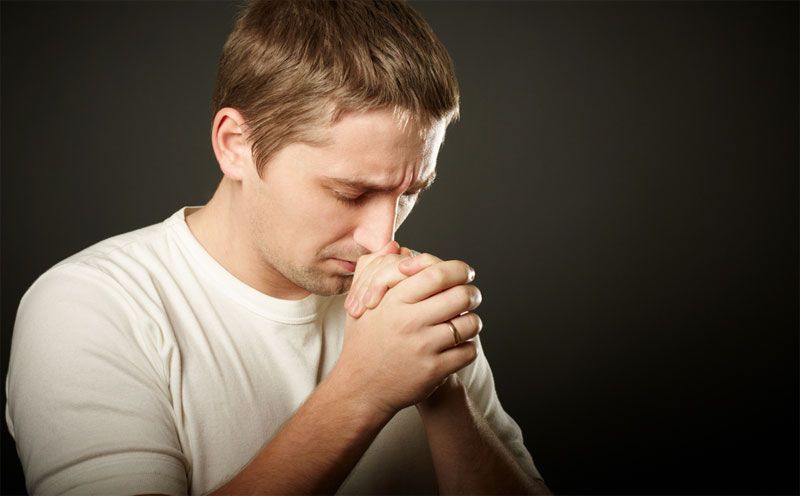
top-left (336, 240), bottom-right (482, 417)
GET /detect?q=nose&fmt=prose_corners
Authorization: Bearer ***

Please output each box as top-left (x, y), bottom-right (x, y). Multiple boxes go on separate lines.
top-left (353, 198), bottom-right (398, 253)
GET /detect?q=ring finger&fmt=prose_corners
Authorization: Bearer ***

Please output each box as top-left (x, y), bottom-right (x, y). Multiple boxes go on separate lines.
top-left (430, 312), bottom-right (482, 352)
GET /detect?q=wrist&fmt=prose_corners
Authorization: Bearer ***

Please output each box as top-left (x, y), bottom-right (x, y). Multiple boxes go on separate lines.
top-left (417, 374), bottom-right (468, 416)
top-left (321, 365), bottom-right (397, 430)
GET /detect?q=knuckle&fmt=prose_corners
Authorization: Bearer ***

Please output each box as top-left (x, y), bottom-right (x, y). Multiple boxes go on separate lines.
top-left (419, 253), bottom-right (438, 266)
top-left (368, 280), bottom-right (384, 295)
top-left (383, 287), bottom-right (400, 305)
top-left (398, 321), bottom-right (413, 336)
top-left (412, 334), bottom-right (429, 355)
top-left (399, 315), bottom-right (418, 335)
top-left (424, 266), bottom-right (447, 286)
top-left (422, 357), bottom-right (439, 380)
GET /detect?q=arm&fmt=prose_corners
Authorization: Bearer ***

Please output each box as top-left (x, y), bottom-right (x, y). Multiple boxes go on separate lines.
top-left (347, 250), bottom-right (552, 495)
top-left (417, 375), bottom-right (552, 495)
top-left (7, 264), bottom-right (189, 495)
top-left (213, 242), bottom-right (480, 494)
top-left (210, 368), bottom-right (392, 495)
top-left (9, 243), bottom-right (477, 495)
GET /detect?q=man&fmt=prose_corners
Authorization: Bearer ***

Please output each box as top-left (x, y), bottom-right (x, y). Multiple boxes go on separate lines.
top-left (5, 1), bottom-right (551, 494)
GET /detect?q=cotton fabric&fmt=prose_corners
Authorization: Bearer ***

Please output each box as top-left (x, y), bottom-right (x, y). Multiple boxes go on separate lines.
top-left (5, 207), bottom-right (541, 495)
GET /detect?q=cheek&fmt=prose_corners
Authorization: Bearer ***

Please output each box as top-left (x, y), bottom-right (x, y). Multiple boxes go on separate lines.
top-left (307, 195), bottom-right (360, 246)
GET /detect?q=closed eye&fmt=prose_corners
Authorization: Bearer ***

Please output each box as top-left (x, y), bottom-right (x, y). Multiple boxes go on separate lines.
top-left (333, 187), bottom-right (427, 207)
top-left (335, 194), bottom-right (364, 206)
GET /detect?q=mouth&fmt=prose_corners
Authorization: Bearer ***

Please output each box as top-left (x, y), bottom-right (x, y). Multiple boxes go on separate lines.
top-left (331, 258), bottom-right (357, 273)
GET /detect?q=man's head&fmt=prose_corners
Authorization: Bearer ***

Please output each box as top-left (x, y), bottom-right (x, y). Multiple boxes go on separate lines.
top-left (212, 0), bottom-right (460, 177)
top-left (208, 0), bottom-right (459, 298)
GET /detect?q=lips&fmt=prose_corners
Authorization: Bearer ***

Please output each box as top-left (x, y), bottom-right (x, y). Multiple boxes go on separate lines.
top-left (333, 259), bottom-right (357, 273)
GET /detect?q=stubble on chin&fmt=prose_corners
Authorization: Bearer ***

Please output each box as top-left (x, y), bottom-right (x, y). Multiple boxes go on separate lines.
top-left (279, 259), bottom-right (354, 296)
top-left (258, 235), bottom-right (359, 296)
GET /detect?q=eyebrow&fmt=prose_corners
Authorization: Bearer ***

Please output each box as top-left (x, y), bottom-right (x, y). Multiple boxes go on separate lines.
top-left (321, 171), bottom-right (437, 194)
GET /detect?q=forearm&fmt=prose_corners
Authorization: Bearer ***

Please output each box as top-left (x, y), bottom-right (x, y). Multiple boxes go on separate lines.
top-left (417, 376), bottom-right (552, 495)
top-left (210, 369), bottom-right (393, 495)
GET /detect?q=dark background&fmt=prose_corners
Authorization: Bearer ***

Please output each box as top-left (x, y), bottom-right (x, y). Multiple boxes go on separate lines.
top-left (2, 1), bottom-right (797, 494)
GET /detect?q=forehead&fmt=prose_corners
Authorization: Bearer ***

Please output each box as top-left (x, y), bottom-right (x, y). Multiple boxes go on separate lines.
top-left (300, 109), bottom-right (446, 189)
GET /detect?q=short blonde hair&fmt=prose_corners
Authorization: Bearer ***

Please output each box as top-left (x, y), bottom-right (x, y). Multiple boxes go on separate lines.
top-left (211, 0), bottom-right (460, 176)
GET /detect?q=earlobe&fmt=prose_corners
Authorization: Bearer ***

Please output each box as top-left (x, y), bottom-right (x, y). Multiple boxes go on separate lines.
top-left (211, 108), bottom-right (251, 181)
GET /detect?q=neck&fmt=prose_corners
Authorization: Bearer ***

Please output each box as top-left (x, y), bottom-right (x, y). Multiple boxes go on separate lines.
top-left (185, 178), bottom-right (311, 300)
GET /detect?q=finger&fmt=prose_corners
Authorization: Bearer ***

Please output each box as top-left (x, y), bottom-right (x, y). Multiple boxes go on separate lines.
top-left (347, 240), bottom-right (399, 308)
top-left (357, 245), bottom-right (420, 311)
top-left (360, 254), bottom-right (418, 312)
top-left (348, 257), bottom-right (387, 317)
top-left (393, 259), bottom-right (476, 304)
top-left (397, 252), bottom-right (442, 277)
top-left (435, 341), bottom-right (479, 377)
top-left (428, 312), bottom-right (482, 352)
top-left (352, 248), bottom-right (434, 318)
top-left (412, 284), bottom-right (482, 327)
top-left (354, 243), bottom-right (417, 317)
top-left (353, 240), bottom-right (399, 283)
top-left (348, 256), bottom-right (382, 315)
top-left (352, 246), bottom-right (423, 317)
top-left (351, 254), bottom-right (407, 318)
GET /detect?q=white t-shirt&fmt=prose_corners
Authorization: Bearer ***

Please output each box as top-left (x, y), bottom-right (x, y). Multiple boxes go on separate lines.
top-left (5, 206), bottom-right (542, 495)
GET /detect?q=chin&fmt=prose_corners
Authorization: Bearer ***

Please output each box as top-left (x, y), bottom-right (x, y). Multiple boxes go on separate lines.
top-left (290, 269), bottom-right (353, 296)
top-left (317, 274), bottom-right (354, 296)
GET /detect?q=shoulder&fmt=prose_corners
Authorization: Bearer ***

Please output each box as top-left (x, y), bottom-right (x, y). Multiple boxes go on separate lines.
top-left (54, 215), bottom-right (175, 281)
top-left (11, 216), bottom-right (185, 390)
top-left (19, 212), bottom-right (185, 319)
top-left (7, 251), bottom-right (190, 495)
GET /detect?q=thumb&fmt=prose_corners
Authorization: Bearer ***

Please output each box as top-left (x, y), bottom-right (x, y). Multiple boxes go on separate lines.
top-left (398, 251), bottom-right (439, 277)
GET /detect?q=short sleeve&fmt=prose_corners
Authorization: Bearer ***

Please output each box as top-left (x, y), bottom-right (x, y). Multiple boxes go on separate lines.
top-left (5, 263), bottom-right (188, 495)
top-left (455, 336), bottom-right (544, 481)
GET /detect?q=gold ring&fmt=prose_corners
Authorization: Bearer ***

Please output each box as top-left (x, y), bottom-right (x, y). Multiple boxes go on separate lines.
top-left (446, 320), bottom-right (462, 346)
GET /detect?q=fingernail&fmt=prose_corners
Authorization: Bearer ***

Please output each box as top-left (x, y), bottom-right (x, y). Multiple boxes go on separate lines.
top-left (467, 266), bottom-right (475, 282)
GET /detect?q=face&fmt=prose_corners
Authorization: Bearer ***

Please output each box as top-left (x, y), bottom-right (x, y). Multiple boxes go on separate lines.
top-left (239, 109), bottom-right (447, 297)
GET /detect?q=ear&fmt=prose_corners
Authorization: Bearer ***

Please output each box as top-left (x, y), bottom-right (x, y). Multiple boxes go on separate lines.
top-left (211, 107), bottom-right (252, 181)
